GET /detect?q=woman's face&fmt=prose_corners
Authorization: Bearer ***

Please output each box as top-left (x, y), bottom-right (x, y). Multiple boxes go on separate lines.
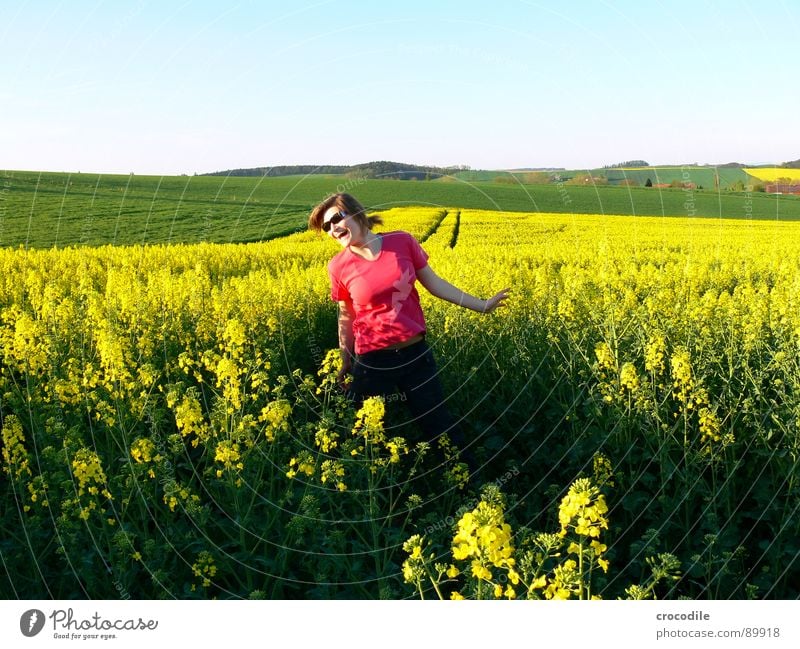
top-left (323, 206), bottom-right (363, 247)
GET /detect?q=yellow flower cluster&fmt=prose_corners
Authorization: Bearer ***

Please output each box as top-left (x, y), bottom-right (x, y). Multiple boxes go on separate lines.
top-left (594, 342), bottom-right (616, 373)
top-left (0, 310), bottom-right (50, 376)
top-left (214, 356), bottom-right (243, 413)
top-left (286, 451), bottom-right (315, 479)
top-left (558, 477), bottom-right (609, 539)
top-left (698, 405), bottom-right (722, 444)
top-left (451, 500), bottom-right (518, 598)
top-left (191, 550), bottom-right (218, 589)
top-left (314, 425), bottom-right (338, 453)
top-left (27, 475), bottom-right (49, 510)
top-left (130, 438), bottom-right (158, 464)
top-left (670, 349), bottom-right (695, 406)
top-left (404, 477), bottom-right (619, 601)
top-left (319, 459), bottom-right (347, 491)
top-left (401, 533), bottom-right (462, 601)
top-left (317, 348), bottom-right (343, 394)
top-left (130, 437), bottom-right (161, 479)
top-left (214, 440), bottom-right (243, 477)
top-left (171, 391), bottom-right (210, 448)
top-left (70, 448), bottom-right (112, 520)
top-left (162, 480), bottom-right (200, 513)
top-left (644, 333), bottom-right (666, 375)
top-left (1, 414), bottom-right (31, 480)
top-left (350, 397), bottom-right (408, 466)
top-left (544, 559), bottom-right (581, 600)
top-left (401, 534), bottom-right (427, 584)
top-left (352, 396), bottom-right (386, 442)
top-left (444, 461), bottom-right (470, 491)
top-left (71, 448), bottom-right (112, 500)
top-left (384, 438), bottom-right (407, 465)
top-left (259, 399), bottom-right (292, 442)
top-left (619, 362), bottom-right (640, 393)
top-left (594, 343), bottom-right (642, 404)
top-left (592, 452), bottom-right (615, 488)
top-left (436, 434), bottom-right (469, 490)
top-left (0, 416), bottom-right (47, 513)
top-left (222, 318), bottom-right (247, 354)
top-left (668, 349), bottom-right (728, 447)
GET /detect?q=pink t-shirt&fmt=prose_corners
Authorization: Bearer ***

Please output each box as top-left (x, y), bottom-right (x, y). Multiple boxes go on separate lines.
top-left (328, 231), bottom-right (429, 354)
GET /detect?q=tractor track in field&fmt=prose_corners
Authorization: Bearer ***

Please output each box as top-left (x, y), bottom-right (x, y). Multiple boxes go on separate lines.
top-left (419, 208), bottom-right (449, 242)
top-left (448, 210), bottom-right (461, 249)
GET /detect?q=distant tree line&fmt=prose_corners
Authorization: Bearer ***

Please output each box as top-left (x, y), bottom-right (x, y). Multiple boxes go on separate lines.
top-left (603, 160), bottom-right (649, 168)
top-left (781, 158), bottom-right (800, 169)
top-left (202, 161), bottom-right (472, 180)
top-left (205, 165), bottom-right (351, 177)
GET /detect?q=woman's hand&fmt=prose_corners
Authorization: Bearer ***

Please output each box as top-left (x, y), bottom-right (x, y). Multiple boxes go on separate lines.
top-left (482, 288), bottom-right (511, 313)
top-left (337, 357), bottom-right (352, 391)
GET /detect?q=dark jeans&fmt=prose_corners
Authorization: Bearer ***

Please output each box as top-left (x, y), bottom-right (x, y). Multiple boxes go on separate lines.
top-left (348, 339), bottom-right (460, 446)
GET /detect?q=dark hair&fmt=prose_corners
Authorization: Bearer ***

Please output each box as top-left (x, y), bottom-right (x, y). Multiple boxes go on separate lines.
top-left (308, 193), bottom-right (383, 232)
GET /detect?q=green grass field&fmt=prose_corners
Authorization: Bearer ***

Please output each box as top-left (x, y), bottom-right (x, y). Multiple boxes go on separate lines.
top-left (456, 166), bottom-right (756, 188)
top-left (602, 166), bottom-right (753, 188)
top-left (2, 169), bottom-right (799, 248)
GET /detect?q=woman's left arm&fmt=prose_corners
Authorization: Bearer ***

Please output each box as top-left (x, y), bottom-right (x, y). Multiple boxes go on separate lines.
top-left (417, 265), bottom-right (510, 313)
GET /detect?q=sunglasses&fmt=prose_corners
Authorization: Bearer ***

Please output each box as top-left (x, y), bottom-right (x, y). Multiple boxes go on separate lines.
top-left (322, 211), bottom-right (348, 233)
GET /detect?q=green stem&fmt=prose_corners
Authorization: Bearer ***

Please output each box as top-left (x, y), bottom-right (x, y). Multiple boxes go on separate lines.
top-left (425, 567), bottom-right (444, 600)
top-left (366, 442), bottom-right (385, 594)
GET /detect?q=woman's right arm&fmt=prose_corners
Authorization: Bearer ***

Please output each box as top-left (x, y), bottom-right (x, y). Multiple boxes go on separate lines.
top-left (337, 300), bottom-right (356, 388)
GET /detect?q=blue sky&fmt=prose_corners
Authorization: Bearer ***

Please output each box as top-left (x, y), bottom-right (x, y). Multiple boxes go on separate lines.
top-left (1, 0), bottom-right (797, 175)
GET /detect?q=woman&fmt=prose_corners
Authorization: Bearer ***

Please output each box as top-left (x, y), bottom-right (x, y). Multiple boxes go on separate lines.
top-left (308, 193), bottom-right (509, 455)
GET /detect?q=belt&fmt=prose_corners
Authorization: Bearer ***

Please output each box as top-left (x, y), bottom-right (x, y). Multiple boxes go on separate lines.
top-left (359, 335), bottom-right (426, 358)
top-left (381, 333), bottom-right (425, 350)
